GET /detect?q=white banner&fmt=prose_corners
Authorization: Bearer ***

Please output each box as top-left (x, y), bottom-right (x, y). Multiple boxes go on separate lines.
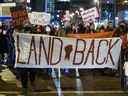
top-left (81, 7), bottom-right (99, 22)
top-left (28, 12), bottom-right (51, 26)
top-left (15, 33), bottom-right (121, 69)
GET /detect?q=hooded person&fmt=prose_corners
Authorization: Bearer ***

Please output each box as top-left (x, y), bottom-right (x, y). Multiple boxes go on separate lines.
top-left (0, 22), bottom-right (9, 65)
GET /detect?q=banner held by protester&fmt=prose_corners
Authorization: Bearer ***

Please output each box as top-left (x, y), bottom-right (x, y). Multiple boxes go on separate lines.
top-left (15, 33), bottom-right (121, 69)
top-left (67, 32), bottom-right (114, 38)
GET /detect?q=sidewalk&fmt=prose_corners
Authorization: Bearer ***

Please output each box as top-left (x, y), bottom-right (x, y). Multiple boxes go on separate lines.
top-left (0, 67), bottom-right (56, 95)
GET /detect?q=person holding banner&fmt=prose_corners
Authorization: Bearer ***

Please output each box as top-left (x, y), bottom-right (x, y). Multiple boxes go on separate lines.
top-left (16, 23), bottom-right (37, 94)
top-left (120, 25), bottom-right (128, 63)
top-left (77, 22), bottom-right (85, 33)
top-left (118, 23), bottom-right (128, 90)
top-left (106, 21), bottom-right (114, 32)
top-left (44, 25), bottom-right (56, 36)
top-left (36, 25), bottom-right (45, 34)
top-left (0, 22), bottom-right (9, 65)
top-left (90, 22), bottom-right (96, 33)
top-left (99, 25), bottom-right (106, 33)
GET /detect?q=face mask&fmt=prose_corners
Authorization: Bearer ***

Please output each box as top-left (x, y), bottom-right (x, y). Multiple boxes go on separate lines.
top-left (45, 26), bottom-right (51, 33)
top-left (3, 30), bottom-right (7, 35)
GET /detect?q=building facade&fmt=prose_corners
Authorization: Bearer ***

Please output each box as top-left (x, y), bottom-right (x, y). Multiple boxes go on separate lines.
top-left (30, 0), bottom-right (55, 13)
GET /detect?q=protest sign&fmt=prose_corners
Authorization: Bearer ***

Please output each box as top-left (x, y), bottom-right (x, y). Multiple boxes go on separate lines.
top-left (81, 7), bottom-right (99, 23)
top-left (28, 12), bottom-right (51, 26)
top-left (15, 33), bottom-right (121, 69)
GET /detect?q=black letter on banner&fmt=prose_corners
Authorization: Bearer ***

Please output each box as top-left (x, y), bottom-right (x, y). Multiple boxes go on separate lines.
top-left (39, 37), bottom-right (51, 65)
top-left (73, 39), bottom-right (86, 65)
top-left (96, 40), bottom-right (108, 65)
top-left (50, 37), bottom-right (63, 65)
top-left (84, 40), bottom-right (95, 65)
top-left (27, 36), bottom-right (37, 65)
top-left (16, 35), bottom-right (21, 63)
top-left (16, 35), bottom-right (26, 64)
top-left (106, 39), bottom-right (120, 65)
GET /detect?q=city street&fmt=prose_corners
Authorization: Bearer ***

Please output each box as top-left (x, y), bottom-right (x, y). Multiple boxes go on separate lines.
top-left (0, 0), bottom-right (128, 96)
top-left (0, 67), bottom-right (127, 96)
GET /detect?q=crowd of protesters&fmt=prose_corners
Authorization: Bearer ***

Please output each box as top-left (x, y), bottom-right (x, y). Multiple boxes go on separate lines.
top-left (0, 18), bottom-right (128, 94)
top-left (65, 21), bottom-right (116, 34)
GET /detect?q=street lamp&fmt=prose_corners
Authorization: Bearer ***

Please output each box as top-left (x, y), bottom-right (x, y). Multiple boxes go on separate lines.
top-left (94, 0), bottom-right (99, 5)
top-left (124, 0), bottom-right (128, 4)
top-left (94, 0), bottom-right (100, 8)
top-left (94, 0), bottom-right (98, 3)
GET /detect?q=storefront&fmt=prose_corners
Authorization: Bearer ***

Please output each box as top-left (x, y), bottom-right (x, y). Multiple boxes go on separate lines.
top-left (0, 3), bottom-right (16, 16)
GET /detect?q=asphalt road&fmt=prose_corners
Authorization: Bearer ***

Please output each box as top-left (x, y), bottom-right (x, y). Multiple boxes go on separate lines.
top-left (0, 67), bottom-right (127, 96)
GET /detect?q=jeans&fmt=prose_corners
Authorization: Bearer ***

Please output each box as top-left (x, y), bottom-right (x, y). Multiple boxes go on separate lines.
top-left (17, 68), bottom-right (36, 88)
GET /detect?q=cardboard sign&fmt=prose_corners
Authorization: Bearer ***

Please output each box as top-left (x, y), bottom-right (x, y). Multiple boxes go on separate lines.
top-left (15, 33), bottom-right (121, 69)
top-left (28, 12), bottom-right (51, 26)
top-left (81, 7), bottom-right (99, 22)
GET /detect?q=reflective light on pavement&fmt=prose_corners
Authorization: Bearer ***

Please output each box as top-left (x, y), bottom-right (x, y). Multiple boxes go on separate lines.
top-left (76, 78), bottom-right (84, 96)
top-left (51, 68), bottom-right (63, 96)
